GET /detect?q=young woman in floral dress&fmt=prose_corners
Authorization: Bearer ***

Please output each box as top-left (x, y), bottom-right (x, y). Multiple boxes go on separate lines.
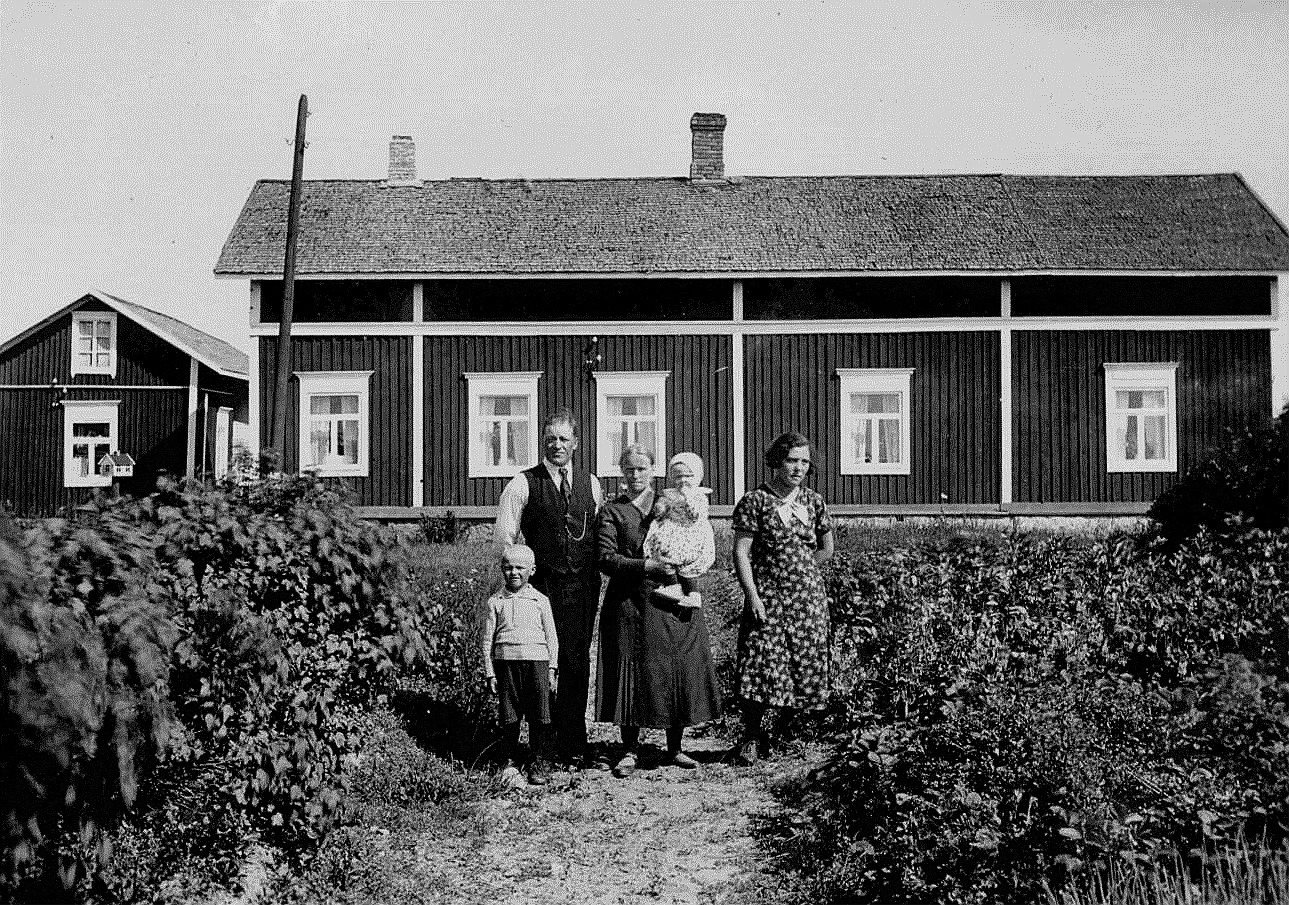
top-left (731, 431), bottom-right (834, 764)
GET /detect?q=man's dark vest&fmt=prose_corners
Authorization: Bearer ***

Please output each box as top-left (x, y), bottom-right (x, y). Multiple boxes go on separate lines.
top-left (519, 464), bottom-right (597, 581)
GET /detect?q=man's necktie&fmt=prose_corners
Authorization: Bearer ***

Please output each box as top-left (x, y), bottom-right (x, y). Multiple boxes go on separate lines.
top-left (560, 468), bottom-right (571, 505)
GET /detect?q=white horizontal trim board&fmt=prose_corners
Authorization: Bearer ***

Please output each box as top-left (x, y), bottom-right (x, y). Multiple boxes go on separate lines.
top-left (248, 315), bottom-right (1280, 337)
top-left (222, 269), bottom-right (1284, 281)
top-left (353, 501), bottom-right (1153, 520)
top-left (0, 384), bottom-right (189, 391)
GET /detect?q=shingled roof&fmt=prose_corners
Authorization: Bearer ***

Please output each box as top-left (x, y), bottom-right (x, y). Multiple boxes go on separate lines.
top-left (215, 173), bottom-right (1289, 276)
top-left (1, 290), bottom-right (248, 378)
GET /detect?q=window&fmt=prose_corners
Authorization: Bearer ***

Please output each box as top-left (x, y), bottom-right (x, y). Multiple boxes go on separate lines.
top-left (296, 371), bottom-right (373, 476)
top-left (837, 368), bottom-right (913, 475)
top-left (464, 372), bottom-right (541, 477)
top-left (1104, 362), bottom-right (1178, 473)
top-left (70, 312), bottom-right (117, 376)
top-left (63, 401), bottom-right (120, 487)
top-left (594, 371), bottom-right (669, 477)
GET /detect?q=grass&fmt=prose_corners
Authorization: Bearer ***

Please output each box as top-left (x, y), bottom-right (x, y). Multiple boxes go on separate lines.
top-left (1051, 842), bottom-right (1289, 905)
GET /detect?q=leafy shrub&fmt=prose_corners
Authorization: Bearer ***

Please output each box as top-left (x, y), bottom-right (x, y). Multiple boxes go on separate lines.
top-left (1149, 404), bottom-right (1288, 543)
top-left (138, 472), bottom-right (439, 854)
top-left (1, 504), bottom-right (175, 899)
top-left (764, 527), bottom-right (1289, 904)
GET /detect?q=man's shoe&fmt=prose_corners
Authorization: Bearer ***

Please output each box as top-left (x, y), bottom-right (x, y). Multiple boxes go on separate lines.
top-left (735, 738), bottom-right (759, 767)
top-left (668, 750), bottom-right (699, 769)
top-left (611, 752), bottom-right (637, 778)
top-left (528, 759), bottom-right (551, 786)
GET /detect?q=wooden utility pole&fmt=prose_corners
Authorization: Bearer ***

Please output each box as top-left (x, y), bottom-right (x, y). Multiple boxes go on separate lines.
top-left (269, 94), bottom-right (308, 461)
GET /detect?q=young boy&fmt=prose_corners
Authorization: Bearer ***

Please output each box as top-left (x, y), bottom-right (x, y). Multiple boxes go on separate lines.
top-left (481, 544), bottom-right (559, 786)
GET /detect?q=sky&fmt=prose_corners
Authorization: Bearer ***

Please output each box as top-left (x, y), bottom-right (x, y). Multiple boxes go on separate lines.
top-left (2, 1), bottom-right (1287, 351)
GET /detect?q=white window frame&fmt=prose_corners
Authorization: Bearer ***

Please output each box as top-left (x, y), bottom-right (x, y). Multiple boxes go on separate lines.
top-left (837, 367), bottom-right (914, 476)
top-left (464, 371), bottom-right (542, 478)
top-left (63, 400), bottom-right (120, 488)
top-left (1104, 362), bottom-right (1179, 473)
top-left (70, 311), bottom-right (118, 377)
top-left (296, 371), bottom-right (373, 477)
top-left (594, 371), bottom-right (670, 478)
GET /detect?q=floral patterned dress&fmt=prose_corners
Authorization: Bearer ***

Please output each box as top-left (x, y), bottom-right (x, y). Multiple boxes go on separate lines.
top-left (732, 484), bottom-right (833, 709)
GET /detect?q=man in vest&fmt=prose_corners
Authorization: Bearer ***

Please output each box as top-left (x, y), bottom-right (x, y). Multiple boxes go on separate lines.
top-left (494, 408), bottom-right (603, 765)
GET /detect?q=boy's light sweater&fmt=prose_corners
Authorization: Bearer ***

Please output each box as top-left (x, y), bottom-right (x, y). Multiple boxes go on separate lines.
top-left (481, 584), bottom-right (559, 678)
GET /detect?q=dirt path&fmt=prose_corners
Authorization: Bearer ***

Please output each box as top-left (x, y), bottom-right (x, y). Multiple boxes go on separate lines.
top-left (361, 725), bottom-right (822, 905)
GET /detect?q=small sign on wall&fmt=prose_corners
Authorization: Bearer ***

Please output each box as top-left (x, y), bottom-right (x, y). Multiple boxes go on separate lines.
top-left (98, 452), bottom-right (135, 478)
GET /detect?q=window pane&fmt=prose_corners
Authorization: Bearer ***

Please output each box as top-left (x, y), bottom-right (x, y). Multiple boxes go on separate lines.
top-left (73, 443), bottom-right (91, 476)
top-left (95, 352), bottom-right (111, 367)
top-left (95, 321), bottom-right (112, 340)
top-left (510, 421), bottom-right (529, 465)
top-left (78, 320), bottom-right (95, 338)
top-left (609, 395), bottom-right (654, 416)
top-left (485, 422), bottom-right (502, 467)
top-left (337, 420), bottom-right (359, 463)
top-left (634, 421), bottom-right (656, 458)
top-left (1140, 390), bottom-right (1166, 409)
top-left (1143, 415), bottom-right (1166, 460)
top-left (309, 421), bottom-right (330, 465)
top-left (95, 333), bottom-right (111, 351)
top-left (609, 424), bottom-right (626, 467)
top-left (73, 422), bottom-right (110, 438)
top-left (869, 393), bottom-right (900, 414)
top-left (310, 396), bottom-right (330, 416)
top-left (1123, 415), bottom-right (1139, 459)
top-left (877, 419), bottom-right (901, 463)
top-left (861, 421), bottom-right (873, 463)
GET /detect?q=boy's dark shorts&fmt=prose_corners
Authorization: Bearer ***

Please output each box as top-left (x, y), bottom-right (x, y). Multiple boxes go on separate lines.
top-left (494, 659), bottom-right (552, 726)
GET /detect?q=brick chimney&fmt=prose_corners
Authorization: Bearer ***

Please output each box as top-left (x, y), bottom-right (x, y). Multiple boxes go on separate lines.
top-left (386, 135), bottom-right (421, 186)
top-left (689, 113), bottom-right (727, 181)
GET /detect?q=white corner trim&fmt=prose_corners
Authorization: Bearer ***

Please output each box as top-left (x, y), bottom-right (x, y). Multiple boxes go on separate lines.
top-left (999, 280), bottom-right (1013, 505)
top-left (186, 357), bottom-right (199, 478)
top-left (732, 281), bottom-right (746, 502)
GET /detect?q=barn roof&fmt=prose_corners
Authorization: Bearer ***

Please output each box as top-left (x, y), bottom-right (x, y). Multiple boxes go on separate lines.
top-left (0, 290), bottom-right (248, 378)
top-left (215, 173), bottom-right (1289, 276)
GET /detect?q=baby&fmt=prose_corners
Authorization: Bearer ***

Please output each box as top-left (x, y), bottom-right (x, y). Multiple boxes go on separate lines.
top-left (643, 452), bottom-right (716, 608)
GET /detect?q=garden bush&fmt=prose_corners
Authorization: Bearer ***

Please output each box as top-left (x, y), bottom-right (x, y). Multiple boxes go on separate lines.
top-left (1149, 403), bottom-right (1288, 543)
top-left (1, 504), bottom-right (175, 900)
top-left (763, 526), bottom-right (1289, 904)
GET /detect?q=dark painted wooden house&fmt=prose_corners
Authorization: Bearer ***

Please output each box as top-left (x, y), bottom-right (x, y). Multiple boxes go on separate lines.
top-left (215, 116), bottom-right (1289, 518)
top-left (0, 291), bottom-right (249, 516)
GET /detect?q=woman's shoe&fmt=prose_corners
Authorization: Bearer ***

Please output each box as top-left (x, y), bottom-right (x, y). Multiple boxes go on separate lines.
top-left (735, 738), bottom-right (759, 766)
top-left (612, 751), bottom-right (637, 778)
top-left (668, 750), bottom-right (698, 769)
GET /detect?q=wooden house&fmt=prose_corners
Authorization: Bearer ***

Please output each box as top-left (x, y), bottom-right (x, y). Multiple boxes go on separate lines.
top-left (215, 115), bottom-right (1289, 519)
top-left (0, 290), bottom-right (249, 516)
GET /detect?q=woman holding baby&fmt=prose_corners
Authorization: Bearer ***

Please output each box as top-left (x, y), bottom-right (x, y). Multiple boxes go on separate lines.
top-left (595, 445), bottom-right (722, 777)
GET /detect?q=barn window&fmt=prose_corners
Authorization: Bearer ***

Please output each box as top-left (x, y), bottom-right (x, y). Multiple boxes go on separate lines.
top-left (837, 368), bottom-right (913, 475)
top-left (594, 371), bottom-right (669, 477)
top-left (295, 371), bottom-right (373, 477)
top-left (1103, 362), bottom-right (1178, 473)
top-left (464, 372), bottom-right (542, 477)
top-left (70, 312), bottom-right (117, 377)
top-left (63, 400), bottom-right (119, 488)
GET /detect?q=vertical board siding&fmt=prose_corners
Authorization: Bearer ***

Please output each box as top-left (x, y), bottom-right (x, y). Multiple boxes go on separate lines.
top-left (743, 332), bottom-right (1001, 506)
top-left (0, 388), bottom-right (188, 516)
top-left (1, 305), bottom-right (190, 387)
top-left (259, 336), bottom-right (411, 507)
top-left (421, 334), bottom-right (734, 507)
top-left (1012, 330), bottom-right (1271, 503)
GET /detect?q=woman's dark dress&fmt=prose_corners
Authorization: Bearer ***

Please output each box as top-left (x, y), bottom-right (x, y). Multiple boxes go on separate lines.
top-left (595, 496), bottom-right (722, 729)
